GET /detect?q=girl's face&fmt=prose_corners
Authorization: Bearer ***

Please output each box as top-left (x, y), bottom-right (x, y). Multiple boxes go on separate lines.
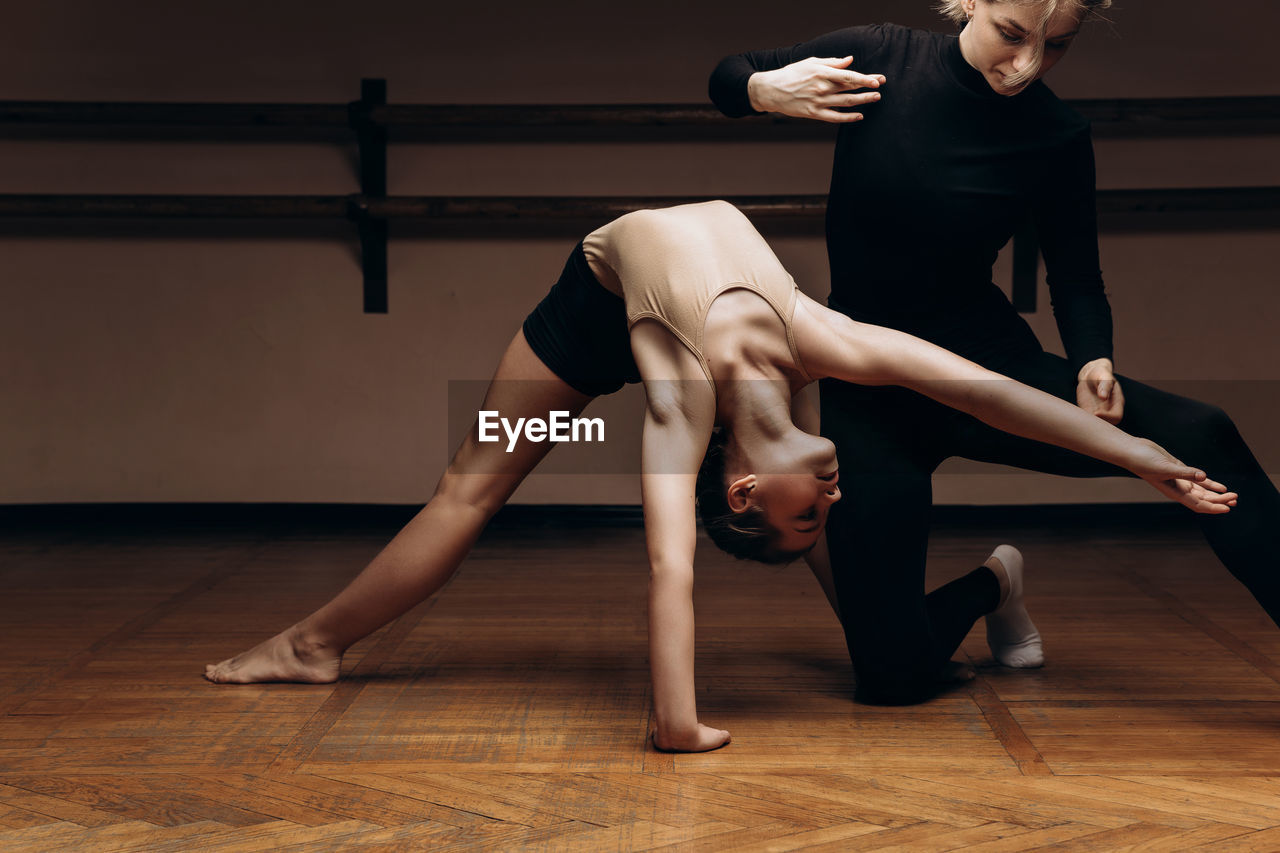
top-left (752, 468), bottom-right (842, 554)
top-left (735, 433), bottom-right (841, 555)
top-left (959, 0), bottom-right (1083, 95)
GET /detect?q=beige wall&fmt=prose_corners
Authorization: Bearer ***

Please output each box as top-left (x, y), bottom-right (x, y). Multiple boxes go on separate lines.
top-left (2, 1), bottom-right (1277, 505)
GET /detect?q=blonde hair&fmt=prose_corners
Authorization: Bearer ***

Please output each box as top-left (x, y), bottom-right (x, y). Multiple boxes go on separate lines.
top-left (936, 0), bottom-right (1111, 26)
top-left (937, 0), bottom-right (1112, 91)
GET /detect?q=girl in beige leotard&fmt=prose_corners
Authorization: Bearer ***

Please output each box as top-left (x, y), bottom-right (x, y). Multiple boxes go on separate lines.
top-left (206, 200), bottom-right (1234, 753)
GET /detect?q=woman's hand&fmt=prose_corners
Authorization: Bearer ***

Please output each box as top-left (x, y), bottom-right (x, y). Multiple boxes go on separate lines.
top-left (1126, 438), bottom-right (1238, 514)
top-left (747, 56), bottom-right (885, 122)
top-left (652, 722), bottom-right (732, 753)
top-left (1077, 358), bottom-right (1125, 424)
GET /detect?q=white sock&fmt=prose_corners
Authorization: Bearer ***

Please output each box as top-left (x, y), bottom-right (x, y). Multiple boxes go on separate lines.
top-left (984, 545), bottom-right (1043, 668)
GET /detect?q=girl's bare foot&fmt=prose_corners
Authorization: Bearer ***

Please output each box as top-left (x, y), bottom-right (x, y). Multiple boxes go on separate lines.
top-left (204, 627), bottom-right (342, 684)
top-left (651, 723), bottom-right (732, 753)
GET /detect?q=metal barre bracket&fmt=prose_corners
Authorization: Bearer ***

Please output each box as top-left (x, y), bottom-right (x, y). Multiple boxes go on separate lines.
top-left (347, 79), bottom-right (388, 313)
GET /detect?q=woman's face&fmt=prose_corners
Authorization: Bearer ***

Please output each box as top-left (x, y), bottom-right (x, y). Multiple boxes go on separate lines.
top-left (959, 0), bottom-right (1083, 95)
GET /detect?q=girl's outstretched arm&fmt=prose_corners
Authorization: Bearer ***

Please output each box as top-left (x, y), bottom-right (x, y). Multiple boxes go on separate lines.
top-left (792, 295), bottom-right (1237, 514)
top-left (641, 381), bottom-right (729, 752)
top-left (632, 325), bottom-right (729, 753)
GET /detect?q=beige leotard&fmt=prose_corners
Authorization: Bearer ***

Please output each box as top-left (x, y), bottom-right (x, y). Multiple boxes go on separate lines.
top-left (582, 200), bottom-right (811, 386)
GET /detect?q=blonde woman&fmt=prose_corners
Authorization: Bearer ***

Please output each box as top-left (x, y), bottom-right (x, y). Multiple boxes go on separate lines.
top-left (711, 0), bottom-right (1278, 704)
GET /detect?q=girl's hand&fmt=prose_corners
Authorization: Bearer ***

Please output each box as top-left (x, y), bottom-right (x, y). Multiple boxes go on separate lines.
top-left (748, 56), bottom-right (886, 122)
top-left (652, 723), bottom-right (732, 753)
top-left (1128, 438), bottom-right (1237, 514)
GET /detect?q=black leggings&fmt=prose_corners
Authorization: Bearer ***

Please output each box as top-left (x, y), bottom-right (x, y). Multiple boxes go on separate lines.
top-left (820, 348), bottom-right (1280, 705)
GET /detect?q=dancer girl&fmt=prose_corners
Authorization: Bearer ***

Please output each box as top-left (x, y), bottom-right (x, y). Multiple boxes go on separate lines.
top-left (207, 200), bottom-right (1233, 750)
top-left (710, 0), bottom-right (1277, 704)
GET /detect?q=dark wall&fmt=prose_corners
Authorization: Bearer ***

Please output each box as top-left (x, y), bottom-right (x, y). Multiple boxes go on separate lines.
top-left (2, 1), bottom-right (1276, 504)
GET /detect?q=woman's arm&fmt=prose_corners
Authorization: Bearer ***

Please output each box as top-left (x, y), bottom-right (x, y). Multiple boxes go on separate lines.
top-left (1034, 128), bottom-right (1126, 423)
top-left (631, 325), bottom-right (729, 752)
top-left (1037, 128), bottom-right (1112, 376)
top-left (793, 295), bottom-right (1237, 513)
top-left (708, 26), bottom-right (890, 122)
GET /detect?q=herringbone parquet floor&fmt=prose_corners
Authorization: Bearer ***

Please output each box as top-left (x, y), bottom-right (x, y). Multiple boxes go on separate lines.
top-left (2, 512), bottom-right (1279, 851)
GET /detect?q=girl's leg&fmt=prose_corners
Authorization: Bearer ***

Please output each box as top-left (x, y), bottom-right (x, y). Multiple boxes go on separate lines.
top-left (205, 329), bottom-right (593, 683)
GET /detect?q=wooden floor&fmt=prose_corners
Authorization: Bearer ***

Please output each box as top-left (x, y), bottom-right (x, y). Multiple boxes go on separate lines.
top-left (2, 511), bottom-right (1280, 851)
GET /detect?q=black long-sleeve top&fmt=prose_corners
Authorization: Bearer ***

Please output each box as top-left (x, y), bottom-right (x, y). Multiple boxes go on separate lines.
top-left (710, 23), bottom-right (1113, 371)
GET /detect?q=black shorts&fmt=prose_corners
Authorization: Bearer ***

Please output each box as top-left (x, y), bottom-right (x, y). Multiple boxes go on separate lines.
top-left (522, 241), bottom-right (641, 397)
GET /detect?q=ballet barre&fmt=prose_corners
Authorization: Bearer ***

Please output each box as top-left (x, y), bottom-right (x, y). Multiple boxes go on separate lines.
top-left (4, 97), bottom-right (1278, 139)
top-left (2, 81), bottom-right (1277, 313)
top-left (1, 188), bottom-right (1274, 219)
